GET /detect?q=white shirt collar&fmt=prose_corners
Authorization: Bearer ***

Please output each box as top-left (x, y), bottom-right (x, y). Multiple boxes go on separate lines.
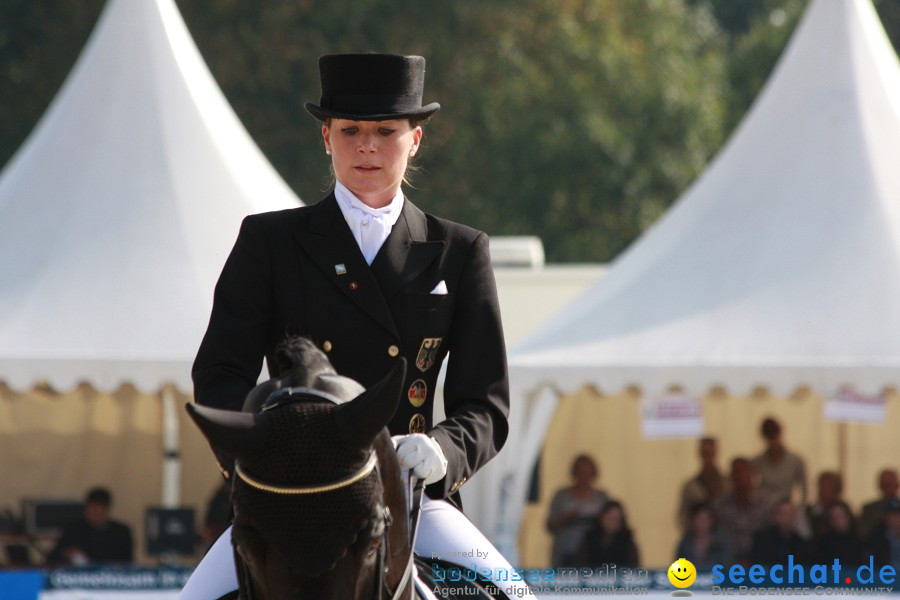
top-left (334, 180), bottom-right (404, 220)
top-left (334, 180), bottom-right (405, 265)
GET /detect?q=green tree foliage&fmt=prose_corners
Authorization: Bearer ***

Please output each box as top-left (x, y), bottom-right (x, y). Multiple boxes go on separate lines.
top-left (179, 0), bottom-right (729, 261)
top-left (875, 0), bottom-right (900, 46)
top-left (694, 0), bottom-right (807, 136)
top-left (698, 0), bottom-right (900, 138)
top-left (0, 0), bottom-right (105, 180)
top-left (3, 0), bottom-right (900, 261)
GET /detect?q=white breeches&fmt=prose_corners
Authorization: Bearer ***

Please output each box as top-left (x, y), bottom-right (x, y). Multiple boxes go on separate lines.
top-left (179, 497), bottom-right (532, 599)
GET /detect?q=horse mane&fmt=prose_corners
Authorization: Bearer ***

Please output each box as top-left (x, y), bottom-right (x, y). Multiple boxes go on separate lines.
top-left (267, 336), bottom-right (367, 404)
top-left (270, 336), bottom-right (335, 380)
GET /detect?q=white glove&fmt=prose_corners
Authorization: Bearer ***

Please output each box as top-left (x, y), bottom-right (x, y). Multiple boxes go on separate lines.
top-left (392, 433), bottom-right (448, 485)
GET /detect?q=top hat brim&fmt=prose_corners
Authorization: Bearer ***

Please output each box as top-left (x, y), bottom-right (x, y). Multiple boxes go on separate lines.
top-left (304, 101), bottom-right (441, 123)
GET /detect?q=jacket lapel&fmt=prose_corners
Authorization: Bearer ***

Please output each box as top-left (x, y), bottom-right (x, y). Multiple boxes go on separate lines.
top-left (370, 198), bottom-right (444, 300)
top-left (293, 194), bottom-right (399, 338)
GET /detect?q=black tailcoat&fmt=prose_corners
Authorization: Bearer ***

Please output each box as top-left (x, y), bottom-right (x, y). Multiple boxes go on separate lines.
top-left (192, 194), bottom-right (510, 502)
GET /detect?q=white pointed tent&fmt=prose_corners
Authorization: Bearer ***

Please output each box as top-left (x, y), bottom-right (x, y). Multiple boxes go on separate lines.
top-left (512, 0), bottom-right (900, 398)
top-left (0, 0), bottom-right (298, 561)
top-left (467, 0), bottom-right (900, 567)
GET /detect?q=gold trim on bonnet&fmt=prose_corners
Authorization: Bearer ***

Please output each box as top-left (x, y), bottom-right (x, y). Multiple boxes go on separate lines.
top-left (234, 451), bottom-right (378, 495)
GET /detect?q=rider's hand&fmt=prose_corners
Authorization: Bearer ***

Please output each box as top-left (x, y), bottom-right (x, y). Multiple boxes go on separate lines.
top-left (391, 434), bottom-right (448, 485)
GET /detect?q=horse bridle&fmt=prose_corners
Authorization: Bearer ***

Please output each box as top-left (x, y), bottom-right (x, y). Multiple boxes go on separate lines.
top-left (235, 452), bottom-right (378, 496)
top-left (235, 387), bottom-right (419, 600)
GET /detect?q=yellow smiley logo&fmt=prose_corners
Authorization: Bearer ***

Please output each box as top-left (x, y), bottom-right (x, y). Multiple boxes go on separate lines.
top-left (668, 557), bottom-right (696, 588)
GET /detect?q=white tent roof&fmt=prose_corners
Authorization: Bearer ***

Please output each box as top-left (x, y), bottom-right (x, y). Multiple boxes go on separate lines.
top-left (468, 0), bottom-right (900, 561)
top-left (509, 0), bottom-right (900, 398)
top-left (0, 0), bottom-right (300, 392)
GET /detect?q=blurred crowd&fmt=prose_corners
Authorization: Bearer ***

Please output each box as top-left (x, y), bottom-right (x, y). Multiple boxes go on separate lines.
top-left (546, 417), bottom-right (900, 572)
top-left (0, 482), bottom-right (229, 569)
top-left (4, 415), bottom-right (899, 573)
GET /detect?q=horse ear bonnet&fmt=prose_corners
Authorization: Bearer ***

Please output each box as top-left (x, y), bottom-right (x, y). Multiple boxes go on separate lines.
top-left (334, 358), bottom-right (406, 447)
top-left (185, 404), bottom-right (268, 459)
top-left (188, 338), bottom-right (404, 577)
top-left (232, 400), bottom-right (383, 577)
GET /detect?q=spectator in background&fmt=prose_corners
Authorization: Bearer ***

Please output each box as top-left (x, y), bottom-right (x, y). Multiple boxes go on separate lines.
top-left (578, 500), bottom-right (640, 568)
top-left (675, 502), bottom-right (733, 570)
top-left (812, 500), bottom-right (864, 567)
top-left (860, 468), bottom-right (899, 538)
top-left (714, 457), bottom-right (771, 564)
top-left (868, 497), bottom-right (900, 574)
top-left (752, 417), bottom-right (807, 506)
top-left (47, 487), bottom-right (133, 566)
top-left (805, 471), bottom-right (843, 541)
top-left (546, 454), bottom-right (608, 567)
top-left (678, 437), bottom-right (725, 531)
top-left (750, 499), bottom-right (809, 566)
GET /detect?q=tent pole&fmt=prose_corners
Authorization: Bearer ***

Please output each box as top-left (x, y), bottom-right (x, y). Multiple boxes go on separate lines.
top-left (837, 420), bottom-right (847, 482)
top-left (161, 384), bottom-right (181, 507)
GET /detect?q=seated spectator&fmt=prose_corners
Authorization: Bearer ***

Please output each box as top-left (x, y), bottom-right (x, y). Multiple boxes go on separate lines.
top-left (675, 502), bottom-right (733, 570)
top-left (546, 454), bottom-right (608, 567)
top-left (867, 497), bottom-right (900, 573)
top-left (577, 500), bottom-right (640, 568)
top-left (812, 500), bottom-right (864, 567)
top-left (860, 468), bottom-right (899, 538)
top-left (751, 417), bottom-right (807, 506)
top-left (678, 437), bottom-right (726, 531)
top-left (47, 487), bottom-right (133, 566)
top-left (750, 499), bottom-right (809, 566)
top-left (805, 471), bottom-right (843, 541)
top-left (714, 457), bottom-right (771, 564)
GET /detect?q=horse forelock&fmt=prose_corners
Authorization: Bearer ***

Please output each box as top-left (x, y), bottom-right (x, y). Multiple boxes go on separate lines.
top-left (245, 337), bottom-right (365, 412)
top-left (271, 336), bottom-right (336, 385)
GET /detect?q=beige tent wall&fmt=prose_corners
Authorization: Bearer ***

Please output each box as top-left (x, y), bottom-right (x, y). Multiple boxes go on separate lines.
top-left (518, 387), bottom-right (900, 570)
top-left (0, 383), bottom-right (222, 566)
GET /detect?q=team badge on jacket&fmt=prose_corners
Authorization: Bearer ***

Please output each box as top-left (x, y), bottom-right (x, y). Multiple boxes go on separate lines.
top-left (408, 379), bottom-right (427, 407)
top-left (415, 338), bottom-right (442, 372)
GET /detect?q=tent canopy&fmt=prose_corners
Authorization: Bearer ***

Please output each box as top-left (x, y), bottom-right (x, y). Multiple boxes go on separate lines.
top-left (465, 0), bottom-right (900, 563)
top-left (509, 0), bottom-right (900, 398)
top-left (0, 0), bottom-right (300, 393)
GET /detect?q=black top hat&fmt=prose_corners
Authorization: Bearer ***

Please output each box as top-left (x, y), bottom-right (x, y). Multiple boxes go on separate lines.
top-left (305, 54), bottom-right (441, 122)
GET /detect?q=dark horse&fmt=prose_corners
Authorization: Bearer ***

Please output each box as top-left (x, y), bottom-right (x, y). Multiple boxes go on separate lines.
top-left (187, 337), bottom-right (416, 599)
